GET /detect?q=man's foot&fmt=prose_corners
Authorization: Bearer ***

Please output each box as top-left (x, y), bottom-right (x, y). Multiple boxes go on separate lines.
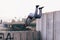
top-left (39, 7), bottom-right (44, 9)
top-left (36, 5), bottom-right (39, 8)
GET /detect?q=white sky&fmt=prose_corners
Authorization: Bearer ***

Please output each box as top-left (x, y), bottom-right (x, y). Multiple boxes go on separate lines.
top-left (0, 0), bottom-right (60, 22)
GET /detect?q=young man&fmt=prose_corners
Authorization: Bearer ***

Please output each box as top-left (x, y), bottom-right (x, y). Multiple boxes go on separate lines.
top-left (25, 5), bottom-right (44, 26)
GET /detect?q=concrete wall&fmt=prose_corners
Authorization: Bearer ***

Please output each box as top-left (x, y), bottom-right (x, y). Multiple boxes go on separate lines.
top-left (36, 11), bottom-right (60, 40)
top-left (0, 31), bottom-right (41, 40)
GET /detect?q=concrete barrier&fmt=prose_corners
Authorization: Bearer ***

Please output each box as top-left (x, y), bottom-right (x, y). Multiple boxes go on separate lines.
top-left (0, 31), bottom-right (41, 40)
top-left (36, 11), bottom-right (60, 40)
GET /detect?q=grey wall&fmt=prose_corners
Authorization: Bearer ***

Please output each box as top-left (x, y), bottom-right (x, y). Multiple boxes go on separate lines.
top-left (0, 31), bottom-right (41, 40)
top-left (36, 11), bottom-right (60, 40)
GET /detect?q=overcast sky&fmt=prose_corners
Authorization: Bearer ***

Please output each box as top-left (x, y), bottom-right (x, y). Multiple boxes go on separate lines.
top-left (0, 0), bottom-right (60, 22)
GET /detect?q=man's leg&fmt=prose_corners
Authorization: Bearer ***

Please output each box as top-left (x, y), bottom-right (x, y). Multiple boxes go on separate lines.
top-left (34, 5), bottom-right (39, 17)
top-left (39, 7), bottom-right (44, 17)
top-left (34, 7), bottom-right (44, 19)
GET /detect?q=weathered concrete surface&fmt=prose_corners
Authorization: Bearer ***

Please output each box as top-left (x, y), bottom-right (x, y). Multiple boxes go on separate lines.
top-left (36, 11), bottom-right (60, 40)
top-left (0, 31), bottom-right (41, 40)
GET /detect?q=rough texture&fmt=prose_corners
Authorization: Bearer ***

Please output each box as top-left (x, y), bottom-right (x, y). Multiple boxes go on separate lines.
top-left (36, 11), bottom-right (60, 40)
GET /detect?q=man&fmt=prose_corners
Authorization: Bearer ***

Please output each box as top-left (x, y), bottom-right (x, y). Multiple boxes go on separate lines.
top-left (25, 5), bottom-right (44, 26)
